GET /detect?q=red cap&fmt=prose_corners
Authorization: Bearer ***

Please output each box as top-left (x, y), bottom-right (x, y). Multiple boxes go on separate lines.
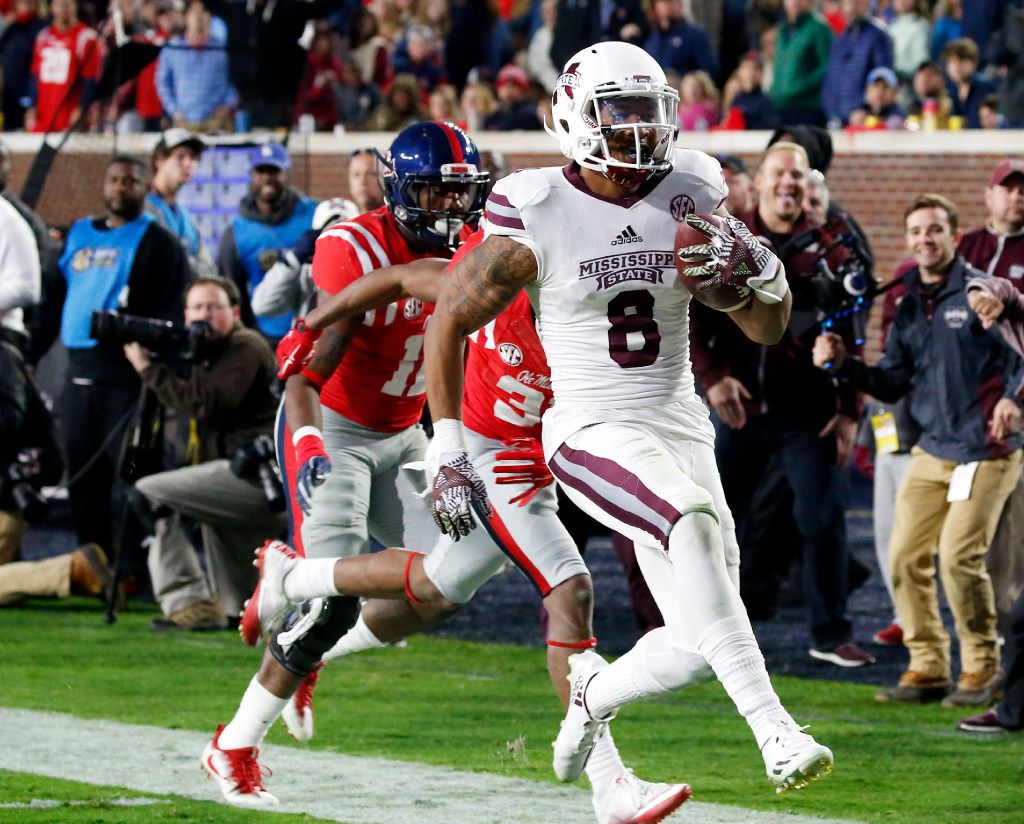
top-left (990, 158), bottom-right (1024, 186)
top-left (496, 64), bottom-right (530, 92)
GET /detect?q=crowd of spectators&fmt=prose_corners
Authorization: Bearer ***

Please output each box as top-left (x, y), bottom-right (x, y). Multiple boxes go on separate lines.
top-left (1, 0), bottom-right (1023, 135)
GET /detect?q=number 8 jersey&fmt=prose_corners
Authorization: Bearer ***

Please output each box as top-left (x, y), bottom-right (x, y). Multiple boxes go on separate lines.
top-left (311, 206), bottom-right (447, 432)
top-left (484, 149), bottom-right (726, 417)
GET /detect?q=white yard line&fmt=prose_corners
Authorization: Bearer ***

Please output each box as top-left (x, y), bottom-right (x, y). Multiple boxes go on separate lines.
top-left (1, 708), bottom-right (863, 824)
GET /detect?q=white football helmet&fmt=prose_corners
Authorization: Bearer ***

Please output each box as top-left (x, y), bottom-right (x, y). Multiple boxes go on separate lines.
top-left (546, 41), bottom-right (679, 186)
top-left (313, 197), bottom-right (360, 232)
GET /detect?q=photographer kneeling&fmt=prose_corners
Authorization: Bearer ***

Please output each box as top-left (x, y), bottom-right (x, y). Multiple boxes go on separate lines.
top-left (128, 277), bottom-right (284, 631)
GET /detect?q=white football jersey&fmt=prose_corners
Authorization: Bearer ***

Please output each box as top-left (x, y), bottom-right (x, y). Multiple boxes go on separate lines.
top-left (484, 148), bottom-right (726, 413)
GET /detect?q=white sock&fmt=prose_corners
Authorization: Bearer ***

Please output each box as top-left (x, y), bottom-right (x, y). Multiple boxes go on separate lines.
top-left (321, 614), bottom-right (388, 661)
top-left (283, 558), bottom-right (340, 601)
top-left (584, 729), bottom-right (626, 796)
top-left (218, 676), bottom-right (289, 749)
top-left (586, 628), bottom-right (713, 720)
top-left (697, 615), bottom-right (793, 748)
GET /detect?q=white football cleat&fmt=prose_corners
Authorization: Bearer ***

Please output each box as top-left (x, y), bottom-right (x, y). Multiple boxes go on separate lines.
top-left (239, 539), bottom-right (300, 647)
top-left (201, 725), bottom-right (279, 807)
top-left (760, 722), bottom-right (833, 794)
top-left (593, 770), bottom-right (692, 824)
top-left (552, 650), bottom-right (616, 782)
top-left (282, 662), bottom-right (324, 741)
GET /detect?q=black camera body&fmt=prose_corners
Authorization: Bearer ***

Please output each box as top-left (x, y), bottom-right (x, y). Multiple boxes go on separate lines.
top-left (3, 449), bottom-right (49, 523)
top-left (89, 310), bottom-right (211, 364)
top-left (230, 434), bottom-right (285, 512)
top-left (777, 213), bottom-right (876, 343)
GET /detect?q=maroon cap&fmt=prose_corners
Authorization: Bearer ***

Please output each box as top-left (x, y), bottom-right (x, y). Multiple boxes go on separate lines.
top-left (496, 64), bottom-right (530, 92)
top-left (990, 158), bottom-right (1024, 186)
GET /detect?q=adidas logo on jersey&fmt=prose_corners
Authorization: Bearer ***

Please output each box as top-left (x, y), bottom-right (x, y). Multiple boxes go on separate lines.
top-left (611, 225), bottom-right (643, 245)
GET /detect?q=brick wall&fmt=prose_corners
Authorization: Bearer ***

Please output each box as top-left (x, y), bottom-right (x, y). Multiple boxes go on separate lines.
top-left (5, 136), bottom-right (1010, 362)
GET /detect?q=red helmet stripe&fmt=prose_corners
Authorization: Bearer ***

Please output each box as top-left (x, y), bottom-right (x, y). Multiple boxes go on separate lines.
top-left (436, 121), bottom-right (465, 163)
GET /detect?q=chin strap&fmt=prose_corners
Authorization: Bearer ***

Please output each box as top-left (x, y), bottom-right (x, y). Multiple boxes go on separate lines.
top-left (547, 637), bottom-right (598, 649)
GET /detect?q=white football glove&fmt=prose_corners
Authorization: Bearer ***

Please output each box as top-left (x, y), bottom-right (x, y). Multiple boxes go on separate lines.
top-left (682, 214), bottom-right (788, 305)
top-left (425, 419), bottom-right (493, 540)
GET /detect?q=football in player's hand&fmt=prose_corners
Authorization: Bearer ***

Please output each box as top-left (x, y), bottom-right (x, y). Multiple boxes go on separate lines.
top-left (674, 213), bottom-right (753, 312)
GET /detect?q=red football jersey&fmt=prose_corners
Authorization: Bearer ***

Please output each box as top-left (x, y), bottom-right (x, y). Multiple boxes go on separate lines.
top-left (312, 207), bottom-right (447, 432)
top-left (31, 23), bottom-right (103, 133)
top-left (457, 232), bottom-right (552, 442)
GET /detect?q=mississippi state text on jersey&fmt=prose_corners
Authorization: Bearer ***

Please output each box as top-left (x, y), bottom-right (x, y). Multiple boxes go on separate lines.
top-left (312, 207), bottom-right (449, 432)
top-left (484, 148), bottom-right (727, 412)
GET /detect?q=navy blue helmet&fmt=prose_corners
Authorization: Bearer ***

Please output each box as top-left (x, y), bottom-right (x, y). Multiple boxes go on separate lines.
top-left (378, 121), bottom-right (489, 249)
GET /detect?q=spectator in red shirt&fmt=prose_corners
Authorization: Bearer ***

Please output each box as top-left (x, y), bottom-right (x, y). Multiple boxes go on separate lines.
top-left (26, 0), bottom-right (103, 133)
top-left (295, 30), bottom-right (344, 131)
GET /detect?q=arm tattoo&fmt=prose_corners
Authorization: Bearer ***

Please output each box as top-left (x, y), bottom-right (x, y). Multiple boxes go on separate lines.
top-left (442, 236), bottom-right (538, 332)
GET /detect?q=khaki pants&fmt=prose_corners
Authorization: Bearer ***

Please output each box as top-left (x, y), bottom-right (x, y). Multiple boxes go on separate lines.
top-left (891, 447), bottom-right (1023, 678)
top-left (137, 460), bottom-right (286, 617)
top-left (0, 509), bottom-right (72, 605)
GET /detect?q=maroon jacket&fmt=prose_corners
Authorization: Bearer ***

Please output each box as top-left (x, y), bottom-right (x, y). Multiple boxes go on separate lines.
top-left (689, 208), bottom-right (860, 425)
top-left (958, 225), bottom-right (1024, 287)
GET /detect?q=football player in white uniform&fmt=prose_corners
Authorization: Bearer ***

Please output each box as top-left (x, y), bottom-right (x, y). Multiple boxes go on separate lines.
top-left (423, 41), bottom-right (834, 796)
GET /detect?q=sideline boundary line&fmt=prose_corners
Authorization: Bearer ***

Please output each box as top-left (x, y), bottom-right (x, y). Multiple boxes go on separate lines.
top-left (1, 708), bottom-right (865, 824)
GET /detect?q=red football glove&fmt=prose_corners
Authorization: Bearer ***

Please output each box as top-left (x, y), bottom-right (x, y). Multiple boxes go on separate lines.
top-left (493, 437), bottom-right (554, 507)
top-left (276, 319), bottom-right (321, 380)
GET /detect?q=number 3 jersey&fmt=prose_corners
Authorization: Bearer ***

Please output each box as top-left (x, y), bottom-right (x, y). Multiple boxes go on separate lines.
top-left (447, 230), bottom-right (550, 443)
top-left (483, 149), bottom-right (727, 445)
top-left (311, 207), bottom-right (446, 432)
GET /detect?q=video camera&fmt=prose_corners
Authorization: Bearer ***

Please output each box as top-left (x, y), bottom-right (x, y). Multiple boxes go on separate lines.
top-left (3, 449), bottom-right (50, 523)
top-left (89, 310), bottom-right (211, 365)
top-left (775, 213), bottom-right (877, 345)
top-left (230, 434), bottom-right (285, 512)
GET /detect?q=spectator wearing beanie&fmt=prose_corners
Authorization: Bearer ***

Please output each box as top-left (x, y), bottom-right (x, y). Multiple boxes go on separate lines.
top-left (484, 64), bottom-right (541, 131)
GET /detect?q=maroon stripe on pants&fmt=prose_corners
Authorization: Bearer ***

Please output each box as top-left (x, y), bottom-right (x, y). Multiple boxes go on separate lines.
top-left (549, 445), bottom-right (676, 551)
top-left (558, 444), bottom-right (684, 527)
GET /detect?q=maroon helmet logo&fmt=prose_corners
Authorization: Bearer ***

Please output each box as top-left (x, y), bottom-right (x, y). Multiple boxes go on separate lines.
top-left (556, 62), bottom-right (580, 100)
top-left (670, 194), bottom-right (695, 222)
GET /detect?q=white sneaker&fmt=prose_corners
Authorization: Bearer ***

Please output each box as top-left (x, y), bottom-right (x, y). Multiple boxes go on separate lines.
top-left (282, 662), bottom-right (324, 741)
top-left (552, 650), bottom-right (615, 782)
top-left (760, 722), bottom-right (833, 794)
top-left (239, 540), bottom-right (300, 647)
top-left (593, 770), bottom-right (692, 824)
top-left (201, 725), bottom-right (279, 807)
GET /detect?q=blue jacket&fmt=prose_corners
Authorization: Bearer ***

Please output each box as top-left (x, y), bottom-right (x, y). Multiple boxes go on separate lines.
top-left (838, 259), bottom-right (1024, 463)
top-left (642, 20), bottom-right (719, 81)
top-left (219, 189), bottom-right (316, 339)
top-left (821, 17), bottom-right (894, 123)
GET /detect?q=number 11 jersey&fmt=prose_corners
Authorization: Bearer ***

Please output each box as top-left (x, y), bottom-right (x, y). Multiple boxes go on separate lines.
top-left (483, 149), bottom-right (726, 416)
top-left (311, 207), bottom-right (447, 432)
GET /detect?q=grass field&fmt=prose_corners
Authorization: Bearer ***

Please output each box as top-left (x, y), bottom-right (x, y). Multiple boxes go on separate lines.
top-left (1, 599), bottom-right (1022, 823)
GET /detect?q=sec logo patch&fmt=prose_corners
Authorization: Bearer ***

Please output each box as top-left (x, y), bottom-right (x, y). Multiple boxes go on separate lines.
top-left (498, 342), bottom-right (523, 366)
top-left (670, 194), bottom-right (694, 222)
top-left (403, 298), bottom-right (423, 320)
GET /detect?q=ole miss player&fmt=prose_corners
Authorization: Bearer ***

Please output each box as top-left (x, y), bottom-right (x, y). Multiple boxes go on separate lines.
top-left (202, 122), bottom-right (488, 806)
top-left (225, 229), bottom-right (695, 824)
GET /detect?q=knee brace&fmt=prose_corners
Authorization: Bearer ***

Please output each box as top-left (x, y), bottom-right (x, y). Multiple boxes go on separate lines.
top-left (269, 595), bottom-right (360, 677)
